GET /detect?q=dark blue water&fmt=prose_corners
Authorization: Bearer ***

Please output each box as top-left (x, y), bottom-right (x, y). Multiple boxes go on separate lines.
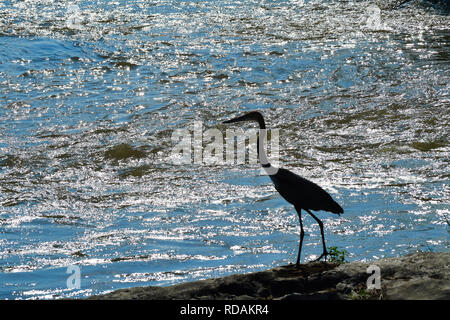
top-left (0, 0), bottom-right (449, 299)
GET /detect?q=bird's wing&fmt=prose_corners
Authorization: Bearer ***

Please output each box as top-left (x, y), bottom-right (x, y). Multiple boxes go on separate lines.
top-left (270, 168), bottom-right (343, 214)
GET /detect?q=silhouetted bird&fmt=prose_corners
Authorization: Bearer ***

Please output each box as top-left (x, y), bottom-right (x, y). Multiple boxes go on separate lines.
top-left (223, 111), bottom-right (343, 266)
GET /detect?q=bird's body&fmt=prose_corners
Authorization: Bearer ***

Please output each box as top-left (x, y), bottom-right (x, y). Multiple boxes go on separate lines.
top-left (223, 111), bottom-right (343, 266)
top-left (269, 168), bottom-right (343, 215)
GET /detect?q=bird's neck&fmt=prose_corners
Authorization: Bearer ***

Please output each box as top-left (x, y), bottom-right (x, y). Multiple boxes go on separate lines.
top-left (257, 127), bottom-right (278, 175)
top-left (251, 114), bottom-right (278, 175)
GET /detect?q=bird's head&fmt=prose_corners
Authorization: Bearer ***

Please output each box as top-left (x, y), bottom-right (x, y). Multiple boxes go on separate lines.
top-left (222, 111), bottom-right (266, 129)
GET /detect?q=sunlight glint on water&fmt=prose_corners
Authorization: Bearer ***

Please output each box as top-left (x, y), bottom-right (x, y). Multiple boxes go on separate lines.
top-left (0, 0), bottom-right (449, 299)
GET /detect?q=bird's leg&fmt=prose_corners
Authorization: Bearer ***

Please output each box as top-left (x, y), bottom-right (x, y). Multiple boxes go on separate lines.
top-left (295, 206), bottom-right (305, 267)
top-left (305, 209), bottom-right (328, 262)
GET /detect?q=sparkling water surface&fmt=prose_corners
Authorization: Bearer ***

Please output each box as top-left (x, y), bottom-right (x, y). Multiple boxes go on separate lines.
top-left (0, 0), bottom-right (449, 299)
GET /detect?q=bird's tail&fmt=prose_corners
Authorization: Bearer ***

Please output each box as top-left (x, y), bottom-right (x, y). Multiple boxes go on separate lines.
top-left (330, 200), bottom-right (344, 216)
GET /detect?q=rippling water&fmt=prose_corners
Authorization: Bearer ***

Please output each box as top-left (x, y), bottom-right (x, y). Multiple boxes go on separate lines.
top-left (0, 0), bottom-right (449, 299)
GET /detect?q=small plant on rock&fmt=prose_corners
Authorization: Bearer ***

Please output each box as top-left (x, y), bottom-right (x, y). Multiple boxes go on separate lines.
top-left (328, 246), bottom-right (349, 264)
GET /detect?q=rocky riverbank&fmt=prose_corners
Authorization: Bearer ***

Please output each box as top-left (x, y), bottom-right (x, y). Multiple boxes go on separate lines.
top-left (89, 251), bottom-right (449, 300)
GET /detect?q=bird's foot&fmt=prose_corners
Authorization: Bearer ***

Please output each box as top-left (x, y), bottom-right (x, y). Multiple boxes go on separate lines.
top-left (314, 250), bottom-right (329, 262)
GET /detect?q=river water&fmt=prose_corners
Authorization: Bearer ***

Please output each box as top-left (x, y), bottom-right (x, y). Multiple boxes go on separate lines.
top-left (0, 0), bottom-right (449, 299)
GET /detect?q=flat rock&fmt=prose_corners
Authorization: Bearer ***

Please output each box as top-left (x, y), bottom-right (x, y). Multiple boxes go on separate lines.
top-left (89, 251), bottom-right (449, 300)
